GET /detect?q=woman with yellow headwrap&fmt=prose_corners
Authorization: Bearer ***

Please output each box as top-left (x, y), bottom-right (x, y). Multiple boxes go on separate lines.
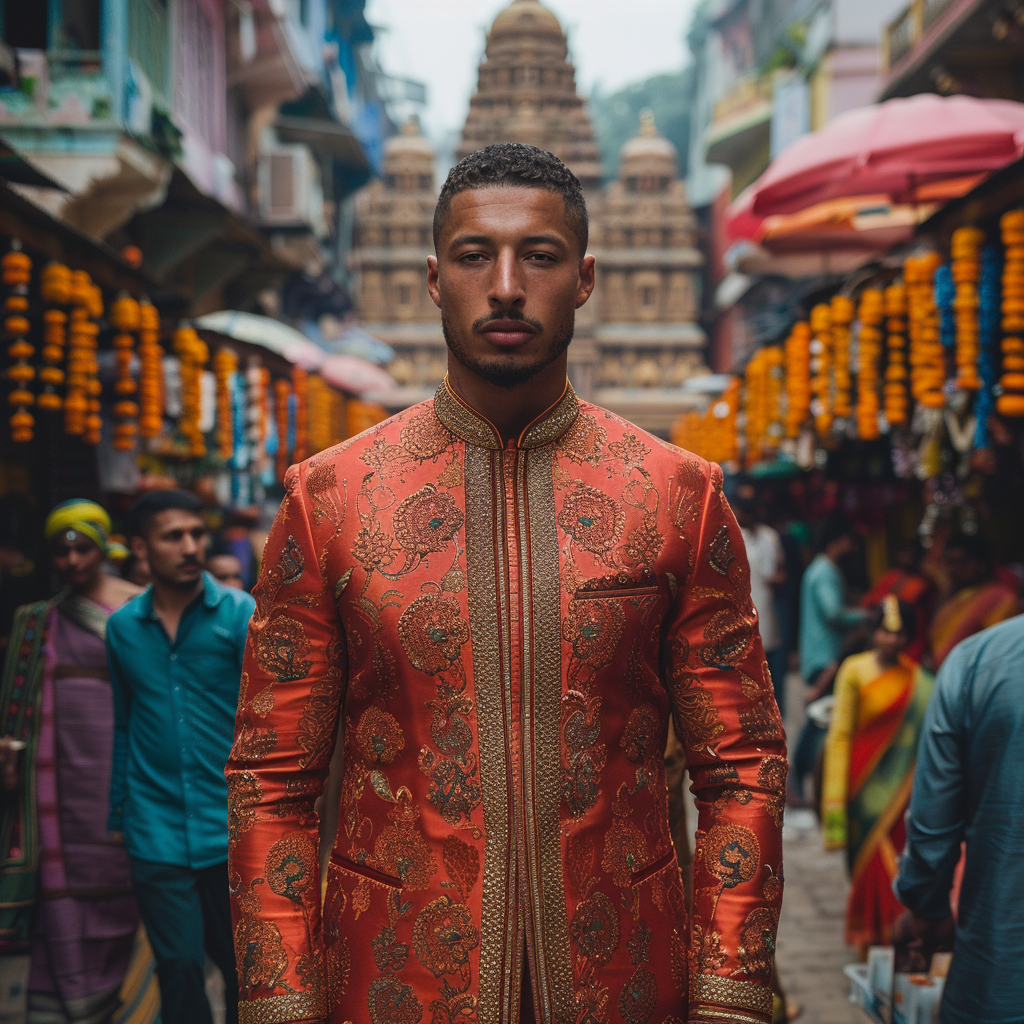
top-left (821, 596), bottom-right (935, 955)
top-left (0, 500), bottom-right (159, 1023)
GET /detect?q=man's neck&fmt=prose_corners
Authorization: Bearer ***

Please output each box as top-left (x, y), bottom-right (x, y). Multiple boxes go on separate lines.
top-left (151, 577), bottom-right (204, 617)
top-left (446, 358), bottom-right (568, 445)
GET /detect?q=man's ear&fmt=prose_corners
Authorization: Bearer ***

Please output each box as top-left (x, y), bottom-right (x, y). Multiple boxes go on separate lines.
top-left (427, 255), bottom-right (441, 310)
top-left (130, 534), bottom-right (147, 560)
top-left (576, 254), bottom-right (596, 309)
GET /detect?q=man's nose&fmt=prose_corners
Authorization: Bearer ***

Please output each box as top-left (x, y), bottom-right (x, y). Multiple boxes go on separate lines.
top-left (489, 250), bottom-right (526, 308)
top-left (181, 534), bottom-right (200, 555)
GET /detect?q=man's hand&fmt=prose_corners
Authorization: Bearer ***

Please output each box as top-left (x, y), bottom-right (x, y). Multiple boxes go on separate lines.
top-left (0, 738), bottom-right (25, 792)
top-left (893, 910), bottom-right (955, 972)
top-left (804, 662), bottom-right (838, 705)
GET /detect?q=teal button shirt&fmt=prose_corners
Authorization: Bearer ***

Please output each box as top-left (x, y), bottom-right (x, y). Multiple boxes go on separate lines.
top-left (106, 573), bottom-right (255, 869)
top-left (798, 553), bottom-right (867, 680)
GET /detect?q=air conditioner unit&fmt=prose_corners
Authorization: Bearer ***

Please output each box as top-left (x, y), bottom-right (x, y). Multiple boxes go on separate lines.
top-left (257, 144), bottom-right (326, 234)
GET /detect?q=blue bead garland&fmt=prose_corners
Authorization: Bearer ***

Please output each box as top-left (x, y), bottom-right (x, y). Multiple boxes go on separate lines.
top-left (975, 243), bottom-right (1001, 447)
top-left (934, 263), bottom-right (955, 350)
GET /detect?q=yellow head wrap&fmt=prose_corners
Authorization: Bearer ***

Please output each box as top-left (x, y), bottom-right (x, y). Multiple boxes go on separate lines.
top-left (44, 500), bottom-right (128, 562)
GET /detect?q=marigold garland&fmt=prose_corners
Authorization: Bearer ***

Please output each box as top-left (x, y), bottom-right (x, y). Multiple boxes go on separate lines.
top-left (3, 245), bottom-right (33, 442)
top-left (809, 303), bottom-right (833, 437)
top-left (247, 362), bottom-right (270, 477)
top-left (906, 254), bottom-right (944, 410)
top-left (308, 373), bottom-right (345, 454)
top-left (857, 288), bottom-right (884, 437)
top-left (173, 325), bottom-right (208, 457)
top-left (743, 345), bottom-right (783, 464)
top-left (998, 210), bottom-right (1024, 417)
top-left (39, 262), bottom-right (71, 415)
top-left (213, 347), bottom-right (238, 461)
top-left (784, 321), bottom-right (812, 437)
top-left (831, 295), bottom-right (854, 420)
top-left (64, 271), bottom-right (92, 436)
top-left (138, 300), bottom-right (164, 438)
top-left (291, 366), bottom-right (309, 463)
top-left (951, 226), bottom-right (983, 391)
top-left (110, 294), bottom-right (140, 451)
top-left (274, 376), bottom-right (291, 481)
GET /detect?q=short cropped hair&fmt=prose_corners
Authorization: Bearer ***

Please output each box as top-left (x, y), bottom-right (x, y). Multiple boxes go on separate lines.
top-left (433, 143), bottom-right (589, 256)
top-left (816, 515), bottom-right (854, 553)
top-left (129, 489), bottom-right (204, 539)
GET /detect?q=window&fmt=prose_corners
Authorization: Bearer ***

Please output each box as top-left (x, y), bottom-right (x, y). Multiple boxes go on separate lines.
top-left (397, 284), bottom-right (412, 305)
top-left (640, 286), bottom-right (657, 307)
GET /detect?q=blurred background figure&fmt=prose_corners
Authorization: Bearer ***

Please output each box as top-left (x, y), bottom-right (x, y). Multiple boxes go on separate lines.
top-left (0, 500), bottom-right (157, 1024)
top-left (205, 547), bottom-right (246, 591)
top-left (861, 540), bottom-right (935, 663)
top-left (927, 533), bottom-right (1019, 670)
top-left (821, 597), bottom-right (934, 956)
top-left (790, 517), bottom-right (869, 807)
top-left (895, 612), bottom-right (1024, 1024)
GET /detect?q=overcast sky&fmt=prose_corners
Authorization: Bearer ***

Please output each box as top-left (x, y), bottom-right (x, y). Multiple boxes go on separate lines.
top-left (364, 0), bottom-right (696, 141)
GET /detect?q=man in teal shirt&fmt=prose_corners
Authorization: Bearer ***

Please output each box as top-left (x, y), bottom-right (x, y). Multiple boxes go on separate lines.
top-left (107, 491), bottom-right (254, 1024)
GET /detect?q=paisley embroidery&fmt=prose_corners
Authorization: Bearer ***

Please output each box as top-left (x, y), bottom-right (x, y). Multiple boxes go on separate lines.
top-left (400, 407), bottom-right (452, 461)
top-left (569, 890), bottom-right (619, 966)
top-left (355, 707), bottom-right (406, 766)
top-left (562, 599), bottom-right (625, 672)
top-left (255, 615), bottom-right (312, 683)
top-left (618, 965), bottom-right (657, 1024)
top-left (559, 483), bottom-right (625, 557)
top-left (265, 833), bottom-right (318, 906)
top-left (393, 484), bottom-right (464, 557)
top-left (735, 907), bottom-right (778, 984)
top-left (560, 411), bottom-right (607, 466)
top-left (442, 835), bottom-right (480, 897)
top-left (235, 913), bottom-right (289, 995)
top-left (412, 896), bottom-right (480, 978)
top-left (620, 704), bottom-right (659, 765)
top-left (397, 595), bottom-right (469, 676)
top-left (227, 771), bottom-right (262, 844)
top-left (367, 974), bottom-right (423, 1024)
top-left (705, 823), bottom-right (761, 889)
top-left (561, 690), bottom-right (606, 820)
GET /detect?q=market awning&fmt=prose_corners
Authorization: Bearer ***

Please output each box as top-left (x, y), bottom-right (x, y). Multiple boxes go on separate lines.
top-left (320, 354), bottom-right (396, 395)
top-left (0, 137), bottom-right (68, 191)
top-left (193, 311), bottom-right (326, 369)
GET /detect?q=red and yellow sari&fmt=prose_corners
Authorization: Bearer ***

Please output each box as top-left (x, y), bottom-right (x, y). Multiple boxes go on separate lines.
top-left (928, 581), bottom-right (1018, 668)
top-left (822, 651), bottom-right (934, 951)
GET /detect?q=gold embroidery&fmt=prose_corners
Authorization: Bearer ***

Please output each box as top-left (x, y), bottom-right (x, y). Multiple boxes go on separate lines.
top-left (237, 989), bottom-right (327, 1024)
top-left (691, 974), bottom-right (773, 1016)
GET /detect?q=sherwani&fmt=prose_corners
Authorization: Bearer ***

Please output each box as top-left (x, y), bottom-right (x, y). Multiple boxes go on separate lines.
top-left (227, 381), bottom-right (787, 1024)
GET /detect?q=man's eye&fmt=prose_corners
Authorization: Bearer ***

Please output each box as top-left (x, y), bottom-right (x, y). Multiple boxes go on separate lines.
top-left (461, 253), bottom-right (487, 262)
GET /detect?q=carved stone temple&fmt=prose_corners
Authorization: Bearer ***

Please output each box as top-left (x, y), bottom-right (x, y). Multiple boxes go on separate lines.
top-left (349, 0), bottom-right (708, 436)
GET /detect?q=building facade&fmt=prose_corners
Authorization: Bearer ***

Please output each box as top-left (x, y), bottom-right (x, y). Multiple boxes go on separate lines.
top-left (349, 0), bottom-right (708, 436)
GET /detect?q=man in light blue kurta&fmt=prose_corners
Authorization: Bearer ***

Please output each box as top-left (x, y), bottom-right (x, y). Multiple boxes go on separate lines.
top-left (895, 614), bottom-right (1024, 1024)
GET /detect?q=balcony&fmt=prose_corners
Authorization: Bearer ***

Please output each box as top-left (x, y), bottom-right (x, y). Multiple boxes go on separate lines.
top-left (705, 74), bottom-right (774, 194)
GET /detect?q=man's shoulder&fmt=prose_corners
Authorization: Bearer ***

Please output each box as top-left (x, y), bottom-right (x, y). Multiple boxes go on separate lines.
top-left (574, 401), bottom-right (714, 478)
top-left (952, 612), bottom-right (1024, 665)
top-left (216, 580), bottom-right (256, 619)
top-left (107, 591), bottom-right (147, 634)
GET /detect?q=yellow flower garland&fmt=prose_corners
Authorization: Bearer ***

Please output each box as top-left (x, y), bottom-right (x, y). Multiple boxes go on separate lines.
top-left (998, 210), bottom-right (1024, 417)
top-left (3, 246), bottom-right (33, 443)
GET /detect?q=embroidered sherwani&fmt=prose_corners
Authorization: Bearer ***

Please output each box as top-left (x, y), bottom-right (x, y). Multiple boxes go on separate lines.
top-left (227, 382), bottom-right (787, 1024)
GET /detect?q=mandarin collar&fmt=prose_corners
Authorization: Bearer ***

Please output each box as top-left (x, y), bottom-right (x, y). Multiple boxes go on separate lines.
top-left (432, 376), bottom-right (580, 450)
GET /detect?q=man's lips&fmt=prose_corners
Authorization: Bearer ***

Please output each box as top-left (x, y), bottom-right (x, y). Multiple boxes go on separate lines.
top-left (478, 320), bottom-right (538, 348)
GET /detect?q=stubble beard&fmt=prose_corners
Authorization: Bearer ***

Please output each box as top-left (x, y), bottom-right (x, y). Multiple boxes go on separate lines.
top-left (441, 308), bottom-right (576, 389)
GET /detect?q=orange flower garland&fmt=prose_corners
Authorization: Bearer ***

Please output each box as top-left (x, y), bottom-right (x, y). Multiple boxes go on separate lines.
top-left (39, 262), bottom-right (71, 414)
top-left (110, 294), bottom-right (140, 451)
top-left (743, 345), bottom-right (783, 464)
top-left (784, 320), bottom-right (812, 437)
top-left (3, 245), bottom-right (33, 443)
top-left (831, 295), bottom-right (854, 420)
top-left (213, 347), bottom-right (238, 460)
top-left (906, 255), bottom-right (945, 410)
top-left (670, 378), bottom-right (741, 465)
top-left (64, 271), bottom-right (92, 436)
top-left (138, 300), bottom-right (164, 438)
top-left (997, 210), bottom-right (1024, 417)
top-left (810, 303), bottom-right (833, 437)
top-left (274, 376), bottom-right (291, 481)
top-left (308, 373), bottom-right (342, 454)
top-left (951, 226), bottom-right (983, 391)
top-left (856, 288), bottom-right (884, 438)
top-left (173, 325), bottom-right (208, 457)
top-left (83, 283), bottom-right (104, 445)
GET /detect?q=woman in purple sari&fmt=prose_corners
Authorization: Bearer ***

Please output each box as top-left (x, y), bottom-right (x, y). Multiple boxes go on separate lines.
top-left (0, 501), bottom-right (154, 1023)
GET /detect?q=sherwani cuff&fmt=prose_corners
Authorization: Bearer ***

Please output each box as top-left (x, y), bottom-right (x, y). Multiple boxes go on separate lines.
top-left (689, 975), bottom-right (774, 1024)
top-left (237, 989), bottom-right (327, 1024)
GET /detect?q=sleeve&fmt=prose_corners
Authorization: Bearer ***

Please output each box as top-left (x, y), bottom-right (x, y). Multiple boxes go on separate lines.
top-left (106, 623), bottom-right (130, 835)
top-left (814, 569), bottom-right (867, 630)
top-left (226, 463), bottom-right (346, 1022)
top-left (663, 462), bottom-right (787, 1024)
top-left (894, 648), bottom-right (966, 921)
top-left (821, 658), bottom-right (857, 850)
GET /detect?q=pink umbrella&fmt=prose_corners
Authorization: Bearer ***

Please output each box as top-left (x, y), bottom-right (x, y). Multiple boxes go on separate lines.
top-left (750, 94), bottom-right (1024, 217)
top-left (320, 354), bottom-right (396, 395)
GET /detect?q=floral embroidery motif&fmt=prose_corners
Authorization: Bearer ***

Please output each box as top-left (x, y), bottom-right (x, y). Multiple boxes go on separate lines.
top-left (561, 690), bottom-right (606, 820)
top-left (559, 483), bottom-right (625, 557)
top-left (356, 707), bottom-right (406, 766)
top-left (412, 896), bottom-right (480, 978)
top-left (608, 433), bottom-right (650, 470)
top-left (400, 408), bottom-right (452, 461)
top-left (354, 522), bottom-right (400, 573)
top-left (705, 823), bottom-right (761, 889)
top-left (265, 833), bottom-right (318, 906)
top-left (562, 599), bottom-right (625, 672)
top-left (297, 675), bottom-right (343, 770)
top-left (255, 615), bottom-right (311, 683)
top-left (569, 891), bottom-right (619, 966)
top-left (235, 913), bottom-right (289, 995)
top-left (620, 704), bottom-right (659, 765)
top-left (393, 484), bottom-right (464, 557)
top-left (757, 756), bottom-right (788, 826)
top-left (398, 595), bottom-right (469, 676)
top-left (560, 411), bottom-right (607, 466)
top-left (367, 974), bottom-right (423, 1024)
top-left (442, 835), bottom-right (480, 897)
top-left (602, 785), bottom-right (649, 889)
top-left (227, 771), bottom-right (262, 844)
top-left (618, 965), bottom-right (657, 1024)
top-left (374, 820), bottom-right (438, 891)
top-left (735, 907), bottom-right (778, 984)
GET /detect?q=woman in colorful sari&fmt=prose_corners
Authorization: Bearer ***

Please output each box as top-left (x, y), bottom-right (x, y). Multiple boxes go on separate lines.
top-left (821, 596), bottom-right (935, 955)
top-left (0, 501), bottom-right (157, 1024)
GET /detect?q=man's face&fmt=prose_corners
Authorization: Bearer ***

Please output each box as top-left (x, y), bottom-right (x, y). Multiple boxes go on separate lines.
top-left (207, 553), bottom-right (245, 589)
top-left (134, 509), bottom-right (208, 589)
top-left (427, 186), bottom-right (595, 389)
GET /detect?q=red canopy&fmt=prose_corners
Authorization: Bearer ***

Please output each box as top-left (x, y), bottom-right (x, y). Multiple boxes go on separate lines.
top-left (749, 94), bottom-right (1024, 217)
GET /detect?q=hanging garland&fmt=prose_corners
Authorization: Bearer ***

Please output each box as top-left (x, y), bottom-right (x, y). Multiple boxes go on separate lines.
top-left (173, 325), bottom-right (208, 457)
top-left (810, 303), bottom-right (833, 437)
top-left (138, 299), bottom-right (164, 438)
top-left (975, 243), bottom-right (1001, 446)
top-left (39, 262), bottom-right (71, 415)
top-left (110, 294), bottom-right (140, 451)
top-left (743, 345), bottom-right (783, 464)
top-left (998, 209), bottom-right (1024, 417)
top-left (784, 320), bottom-right (812, 438)
top-left (274, 376), bottom-right (291, 481)
top-left (3, 245), bottom-right (33, 443)
top-left (213, 347), bottom-right (238, 461)
top-left (831, 295), bottom-right (854, 421)
top-left (951, 226), bottom-right (983, 392)
top-left (856, 287), bottom-right (884, 438)
top-left (907, 254), bottom-right (945, 410)
top-left (247, 362), bottom-right (270, 478)
top-left (64, 271), bottom-right (92, 436)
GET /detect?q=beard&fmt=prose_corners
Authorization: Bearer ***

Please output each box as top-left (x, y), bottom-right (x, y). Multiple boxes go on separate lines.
top-left (441, 307), bottom-right (575, 389)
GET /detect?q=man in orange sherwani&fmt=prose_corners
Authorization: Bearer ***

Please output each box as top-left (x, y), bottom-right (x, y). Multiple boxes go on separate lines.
top-left (227, 143), bottom-right (787, 1024)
